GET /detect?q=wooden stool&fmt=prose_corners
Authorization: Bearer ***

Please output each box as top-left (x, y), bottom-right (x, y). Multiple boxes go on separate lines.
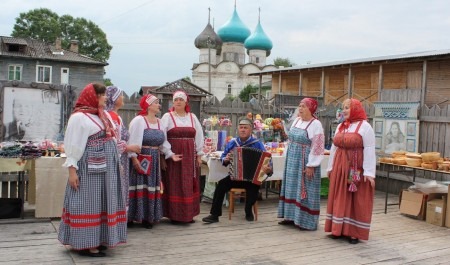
top-left (228, 188), bottom-right (258, 220)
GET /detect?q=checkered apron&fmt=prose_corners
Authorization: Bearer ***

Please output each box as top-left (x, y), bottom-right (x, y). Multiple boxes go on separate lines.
top-left (128, 118), bottom-right (164, 223)
top-left (278, 119), bottom-right (321, 230)
top-left (58, 130), bottom-right (127, 250)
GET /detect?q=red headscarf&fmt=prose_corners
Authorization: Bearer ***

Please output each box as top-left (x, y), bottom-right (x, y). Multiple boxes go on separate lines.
top-left (138, 94), bottom-right (159, 116)
top-left (300, 97), bottom-right (318, 118)
top-left (339, 98), bottom-right (367, 132)
top-left (72, 83), bottom-right (114, 138)
top-left (169, 90), bottom-right (191, 112)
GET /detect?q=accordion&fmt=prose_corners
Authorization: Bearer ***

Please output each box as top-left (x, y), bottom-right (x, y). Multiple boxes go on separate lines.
top-left (229, 147), bottom-right (272, 185)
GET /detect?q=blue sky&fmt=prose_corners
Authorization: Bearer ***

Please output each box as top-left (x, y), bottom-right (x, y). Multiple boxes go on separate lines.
top-left (2, 0), bottom-right (450, 95)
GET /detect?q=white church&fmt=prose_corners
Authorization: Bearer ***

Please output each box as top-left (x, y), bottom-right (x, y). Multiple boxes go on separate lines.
top-left (192, 5), bottom-right (277, 101)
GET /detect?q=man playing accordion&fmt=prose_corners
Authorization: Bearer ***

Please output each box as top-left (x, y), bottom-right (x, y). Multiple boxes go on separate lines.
top-left (202, 117), bottom-right (272, 223)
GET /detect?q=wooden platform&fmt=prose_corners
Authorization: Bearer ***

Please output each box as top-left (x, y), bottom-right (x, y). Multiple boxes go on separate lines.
top-left (1, 191), bottom-right (450, 265)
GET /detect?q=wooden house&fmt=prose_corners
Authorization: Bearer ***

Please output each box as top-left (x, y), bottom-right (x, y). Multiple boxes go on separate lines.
top-left (249, 49), bottom-right (450, 106)
top-left (0, 36), bottom-right (107, 90)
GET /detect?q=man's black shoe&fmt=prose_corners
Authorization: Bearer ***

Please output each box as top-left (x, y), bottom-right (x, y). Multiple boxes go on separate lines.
top-left (202, 214), bottom-right (219, 223)
top-left (245, 214), bottom-right (254, 222)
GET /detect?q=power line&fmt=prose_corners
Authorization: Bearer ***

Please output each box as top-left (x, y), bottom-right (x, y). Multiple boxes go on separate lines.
top-left (99, 0), bottom-right (156, 25)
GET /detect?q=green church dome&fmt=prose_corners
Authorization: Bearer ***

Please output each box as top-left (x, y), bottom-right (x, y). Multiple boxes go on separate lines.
top-left (217, 8), bottom-right (250, 43)
top-left (244, 21), bottom-right (273, 52)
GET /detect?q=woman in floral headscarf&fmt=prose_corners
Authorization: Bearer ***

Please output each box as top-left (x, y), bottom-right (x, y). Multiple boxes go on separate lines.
top-left (161, 90), bottom-right (204, 224)
top-left (58, 83), bottom-right (127, 257)
top-left (127, 94), bottom-right (182, 228)
top-left (325, 98), bottom-right (376, 244)
top-left (105, 86), bottom-right (141, 211)
top-left (277, 97), bottom-right (325, 231)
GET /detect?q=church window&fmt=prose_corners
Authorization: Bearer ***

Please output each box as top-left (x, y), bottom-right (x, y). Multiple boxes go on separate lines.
top-left (228, 84), bottom-right (232, 94)
top-left (256, 57), bottom-right (259, 63)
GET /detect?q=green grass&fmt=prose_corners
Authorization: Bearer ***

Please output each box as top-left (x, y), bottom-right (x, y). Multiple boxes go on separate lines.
top-left (320, 178), bottom-right (329, 197)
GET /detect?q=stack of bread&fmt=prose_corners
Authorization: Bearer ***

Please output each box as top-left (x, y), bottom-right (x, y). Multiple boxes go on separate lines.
top-left (391, 151), bottom-right (407, 165)
top-left (420, 152), bottom-right (440, 170)
top-left (405, 152), bottom-right (422, 167)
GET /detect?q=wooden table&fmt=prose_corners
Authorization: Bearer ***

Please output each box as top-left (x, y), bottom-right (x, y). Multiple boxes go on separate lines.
top-left (379, 162), bottom-right (450, 214)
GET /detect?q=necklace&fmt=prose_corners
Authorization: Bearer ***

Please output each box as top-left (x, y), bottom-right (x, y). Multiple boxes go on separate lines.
top-left (174, 111), bottom-right (187, 118)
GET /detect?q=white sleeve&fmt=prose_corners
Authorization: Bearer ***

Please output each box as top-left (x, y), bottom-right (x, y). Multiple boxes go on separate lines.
top-left (192, 113), bottom-right (205, 156)
top-left (361, 121), bottom-right (376, 178)
top-left (160, 112), bottom-right (174, 131)
top-left (326, 123), bottom-right (341, 172)
top-left (306, 120), bottom-right (324, 167)
top-left (159, 119), bottom-right (174, 159)
top-left (62, 113), bottom-right (102, 169)
top-left (127, 116), bottom-right (146, 158)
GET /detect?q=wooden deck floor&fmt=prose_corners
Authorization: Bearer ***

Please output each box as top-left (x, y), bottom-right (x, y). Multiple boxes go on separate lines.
top-left (1, 191), bottom-right (450, 265)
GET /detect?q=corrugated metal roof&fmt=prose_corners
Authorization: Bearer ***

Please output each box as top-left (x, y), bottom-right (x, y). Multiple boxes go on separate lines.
top-left (2, 36), bottom-right (28, 45)
top-left (253, 49), bottom-right (450, 75)
top-left (0, 36), bottom-right (107, 66)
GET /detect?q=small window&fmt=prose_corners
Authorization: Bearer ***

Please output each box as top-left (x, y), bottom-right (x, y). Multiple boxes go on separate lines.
top-left (227, 84), bottom-right (232, 94)
top-left (8, 64), bottom-right (22, 81)
top-left (256, 57), bottom-right (260, 63)
top-left (36, 65), bottom-right (52, 83)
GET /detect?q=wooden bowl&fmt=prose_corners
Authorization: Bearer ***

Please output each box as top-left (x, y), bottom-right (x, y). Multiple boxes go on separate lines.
top-left (421, 162), bottom-right (438, 170)
top-left (406, 152), bottom-right (421, 159)
top-left (405, 158), bottom-right (422, 167)
top-left (421, 152), bottom-right (440, 162)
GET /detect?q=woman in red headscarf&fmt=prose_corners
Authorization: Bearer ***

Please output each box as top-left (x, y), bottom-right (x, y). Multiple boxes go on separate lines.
top-left (58, 83), bottom-right (127, 257)
top-left (277, 97), bottom-right (325, 230)
top-left (127, 94), bottom-right (182, 228)
top-left (160, 90), bottom-right (204, 224)
top-left (325, 98), bottom-right (376, 244)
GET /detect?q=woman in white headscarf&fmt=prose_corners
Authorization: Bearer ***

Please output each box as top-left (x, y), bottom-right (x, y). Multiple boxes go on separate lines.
top-left (160, 90), bottom-right (204, 224)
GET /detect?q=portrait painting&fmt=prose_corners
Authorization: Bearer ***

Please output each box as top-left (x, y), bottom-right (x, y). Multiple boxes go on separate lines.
top-left (383, 120), bottom-right (406, 154)
top-left (2, 87), bottom-right (61, 141)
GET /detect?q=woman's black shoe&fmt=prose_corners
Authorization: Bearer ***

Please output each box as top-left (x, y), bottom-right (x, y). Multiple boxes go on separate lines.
top-left (97, 245), bottom-right (108, 251)
top-left (349, 237), bottom-right (359, 244)
top-left (278, 220), bottom-right (294, 225)
top-left (142, 221), bottom-right (153, 229)
top-left (78, 249), bottom-right (106, 257)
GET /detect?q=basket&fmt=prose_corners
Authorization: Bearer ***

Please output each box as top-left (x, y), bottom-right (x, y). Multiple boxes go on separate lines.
top-left (405, 157), bottom-right (422, 167)
top-left (421, 152), bottom-right (440, 163)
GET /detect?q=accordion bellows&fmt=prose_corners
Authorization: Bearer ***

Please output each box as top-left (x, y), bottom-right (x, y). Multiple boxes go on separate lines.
top-left (229, 147), bottom-right (272, 185)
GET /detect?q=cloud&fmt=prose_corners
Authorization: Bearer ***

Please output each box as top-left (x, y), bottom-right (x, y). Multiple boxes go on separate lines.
top-left (2, 0), bottom-right (450, 95)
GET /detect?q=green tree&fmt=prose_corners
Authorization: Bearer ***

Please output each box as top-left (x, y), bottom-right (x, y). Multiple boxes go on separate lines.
top-left (12, 8), bottom-right (112, 62)
top-left (273, 57), bottom-right (295, 67)
top-left (238, 84), bottom-right (271, 102)
top-left (12, 8), bottom-right (61, 41)
top-left (104, 78), bottom-right (113, 86)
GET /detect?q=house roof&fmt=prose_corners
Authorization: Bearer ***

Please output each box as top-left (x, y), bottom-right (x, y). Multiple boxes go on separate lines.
top-left (249, 49), bottom-right (450, 75)
top-left (0, 36), bottom-right (107, 66)
top-left (152, 78), bottom-right (212, 97)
